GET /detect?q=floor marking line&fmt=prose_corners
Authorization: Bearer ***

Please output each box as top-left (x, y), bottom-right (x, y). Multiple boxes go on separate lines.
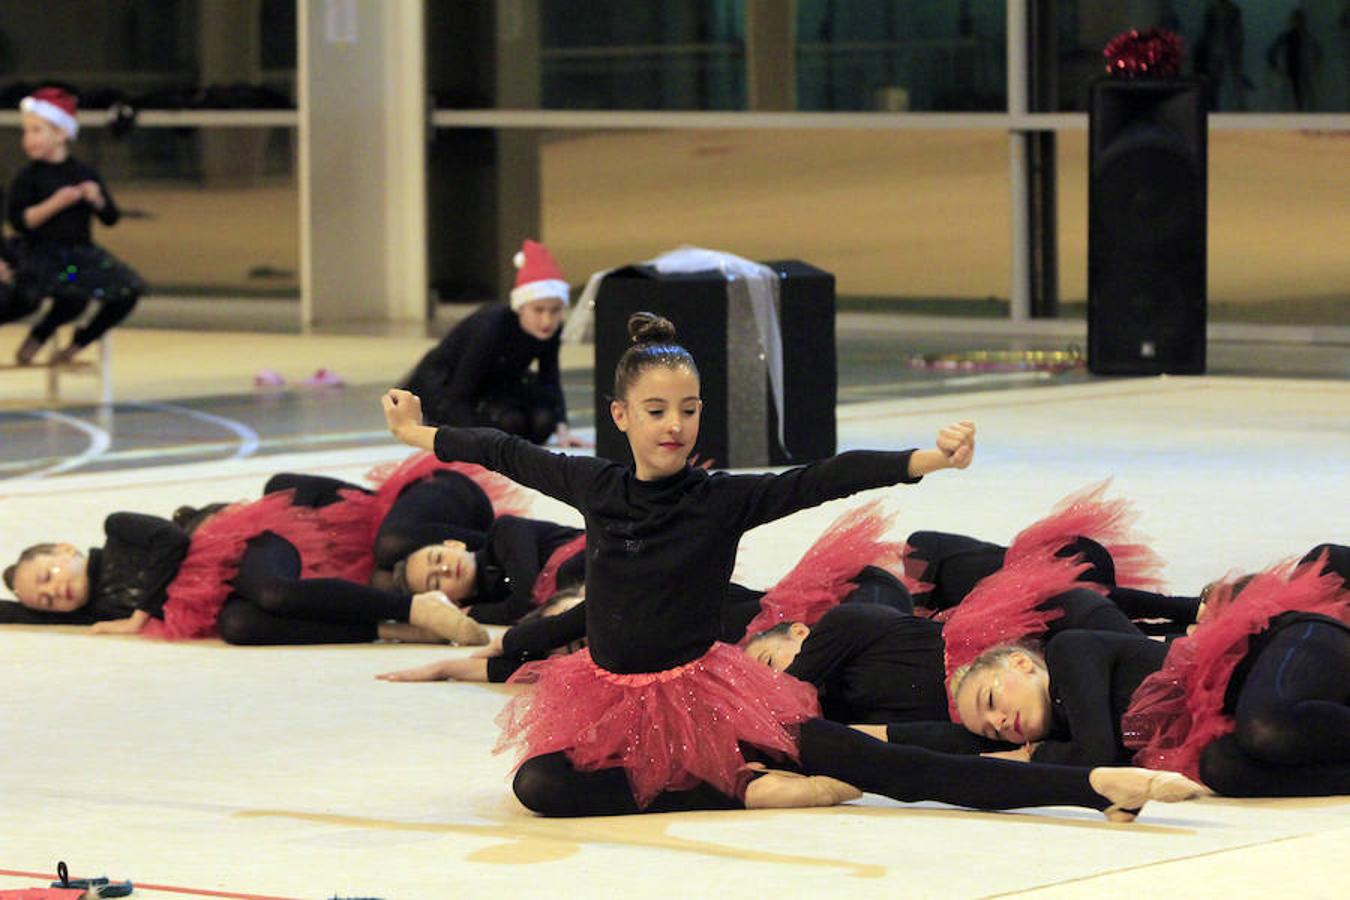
top-left (0, 868), bottom-right (298, 900)
top-left (976, 828), bottom-right (1325, 900)
top-left (131, 401), bottom-right (261, 459)
top-left (4, 410), bottom-right (111, 481)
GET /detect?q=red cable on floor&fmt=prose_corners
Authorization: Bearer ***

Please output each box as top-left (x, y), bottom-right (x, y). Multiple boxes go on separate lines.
top-left (0, 869), bottom-right (299, 900)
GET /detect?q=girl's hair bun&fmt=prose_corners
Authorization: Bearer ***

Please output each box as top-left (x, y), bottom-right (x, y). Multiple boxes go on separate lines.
top-left (627, 311), bottom-right (677, 345)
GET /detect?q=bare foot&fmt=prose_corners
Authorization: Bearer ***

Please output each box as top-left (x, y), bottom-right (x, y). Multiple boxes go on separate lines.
top-left (742, 765), bottom-right (862, 809)
top-left (49, 343), bottom-right (82, 365)
top-left (1088, 767), bottom-right (1210, 822)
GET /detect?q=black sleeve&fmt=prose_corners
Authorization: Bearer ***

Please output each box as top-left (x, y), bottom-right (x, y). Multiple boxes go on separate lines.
top-left (438, 314), bottom-right (505, 425)
top-left (1030, 630), bottom-right (1135, 766)
top-left (0, 600), bottom-right (97, 626)
top-left (104, 513), bottom-right (190, 557)
top-left (103, 513), bottom-right (191, 616)
top-left (487, 600), bottom-right (588, 682)
top-left (8, 170), bottom-right (36, 233)
top-left (734, 450), bottom-right (920, 532)
top-left (434, 426), bottom-right (608, 512)
top-left (883, 721), bottom-right (1011, 755)
top-left (93, 171), bottom-right (119, 227)
top-left (1044, 588), bottom-right (1140, 637)
top-left (469, 518), bottom-right (578, 625)
top-left (536, 334), bottom-right (567, 424)
top-left (783, 605), bottom-right (890, 687)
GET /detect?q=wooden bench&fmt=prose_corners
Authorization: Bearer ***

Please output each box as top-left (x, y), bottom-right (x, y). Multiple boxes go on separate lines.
top-left (0, 333), bottom-right (112, 404)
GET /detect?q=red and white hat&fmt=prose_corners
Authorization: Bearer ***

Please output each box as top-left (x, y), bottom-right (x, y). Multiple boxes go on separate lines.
top-left (510, 239), bottom-right (569, 310)
top-left (20, 86), bottom-right (79, 139)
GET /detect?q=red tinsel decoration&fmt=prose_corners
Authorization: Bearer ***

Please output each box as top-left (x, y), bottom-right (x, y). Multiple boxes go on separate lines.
top-left (1103, 27), bottom-right (1183, 79)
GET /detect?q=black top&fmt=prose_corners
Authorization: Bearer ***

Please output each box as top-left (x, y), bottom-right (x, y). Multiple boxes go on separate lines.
top-left (486, 579), bottom-right (763, 683)
top-left (486, 598), bottom-right (589, 683)
top-left (7, 157), bottom-right (120, 243)
top-left (404, 304), bottom-right (566, 427)
top-left (468, 515), bottom-right (585, 625)
top-left (1032, 629), bottom-right (1169, 766)
top-left (785, 604), bottom-right (948, 724)
top-left (875, 589), bottom-right (1143, 754)
top-left (0, 513), bottom-right (190, 626)
top-left (434, 426), bottom-right (920, 673)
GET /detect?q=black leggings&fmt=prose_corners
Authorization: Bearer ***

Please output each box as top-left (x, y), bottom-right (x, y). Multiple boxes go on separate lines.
top-left (511, 717), bottom-right (1105, 817)
top-left (263, 473), bottom-right (370, 508)
top-left (1198, 620), bottom-right (1350, 796)
top-left (215, 532), bottom-right (412, 645)
top-left (476, 395), bottom-right (558, 446)
top-left (27, 289), bottom-right (90, 342)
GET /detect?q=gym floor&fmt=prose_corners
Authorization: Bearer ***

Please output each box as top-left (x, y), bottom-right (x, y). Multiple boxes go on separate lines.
top-left (0, 314), bottom-right (1346, 899)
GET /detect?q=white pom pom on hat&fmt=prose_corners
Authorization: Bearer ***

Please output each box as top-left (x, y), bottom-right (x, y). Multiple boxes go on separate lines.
top-left (20, 86), bottom-right (79, 139)
top-left (510, 239), bottom-right (569, 310)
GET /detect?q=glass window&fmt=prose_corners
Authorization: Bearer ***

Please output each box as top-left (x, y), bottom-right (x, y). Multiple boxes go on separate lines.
top-left (530, 128), bottom-right (1009, 306)
top-left (1057, 129), bottom-right (1350, 325)
top-left (540, 1), bottom-right (745, 109)
top-left (0, 0), bottom-right (295, 106)
top-left (0, 125), bottom-right (298, 297)
top-left (796, 1), bottom-right (1007, 111)
top-left (1055, 1), bottom-right (1350, 112)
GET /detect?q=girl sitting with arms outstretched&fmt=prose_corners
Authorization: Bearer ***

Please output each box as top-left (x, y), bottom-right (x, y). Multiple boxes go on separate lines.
top-left (382, 311), bottom-right (1205, 820)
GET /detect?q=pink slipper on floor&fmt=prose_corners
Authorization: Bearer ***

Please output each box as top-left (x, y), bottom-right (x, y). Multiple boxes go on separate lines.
top-left (253, 368), bottom-right (286, 388)
top-left (301, 367), bottom-right (345, 388)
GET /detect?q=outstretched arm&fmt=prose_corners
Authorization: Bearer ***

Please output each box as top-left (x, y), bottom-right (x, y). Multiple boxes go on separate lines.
top-left (383, 388), bottom-right (605, 509)
top-left (376, 657), bottom-right (489, 683)
top-left (739, 421), bottom-right (977, 530)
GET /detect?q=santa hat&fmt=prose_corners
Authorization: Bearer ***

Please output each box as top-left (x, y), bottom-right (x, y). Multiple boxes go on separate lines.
top-left (20, 86), bottom-right (79, 139)
top-left (510, 240), bottom-right (569, 310)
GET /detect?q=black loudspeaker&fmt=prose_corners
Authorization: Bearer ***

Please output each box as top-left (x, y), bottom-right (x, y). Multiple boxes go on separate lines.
top-left (1088, 78), bottom-right (1207, 375)
top-left (593, 260), bottom-right (836, 469)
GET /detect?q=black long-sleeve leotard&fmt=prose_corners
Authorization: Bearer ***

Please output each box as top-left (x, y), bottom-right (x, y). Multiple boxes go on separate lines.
top-left (8, 157), bottom-right (120, 242)
top-left (403, 304), bottom-right (566, 428)
top-left (0, 513), bottom-right (190, 625)
top-left (467, 515), bottom-right (584, 625)
top-left (433, 427), bottom-right (921, 674)
top-left (785, 604), bottom-right (948, 724)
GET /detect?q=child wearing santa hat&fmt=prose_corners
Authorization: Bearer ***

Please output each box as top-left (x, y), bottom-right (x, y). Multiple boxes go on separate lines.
top-left (400, 239), bottom-right (588, 447)
top-left (8, 85), bottom-right (146, 365)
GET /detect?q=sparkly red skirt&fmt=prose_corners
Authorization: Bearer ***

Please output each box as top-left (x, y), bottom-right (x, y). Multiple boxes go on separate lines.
top-left (530, 534), bottom-right (588, 606)
top-left (147, 489), bottom-right (379, 640)
top-left (939, 479), bottom-right (1166, 681)
top-left (1122, 555), bottom-right (1348, 782)
top-left (495, 642), bottom-right (821, 808)
top-left (739, 499), bottom-right (902, 641)
top-left (1004, 478), bottom-right (1166, 591)
top-left (365, 451), bottom-right (533, 523)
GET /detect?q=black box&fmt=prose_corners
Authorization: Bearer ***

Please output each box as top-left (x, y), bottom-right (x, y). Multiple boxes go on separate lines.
top-left (593, 259), bottom-right (836, 469)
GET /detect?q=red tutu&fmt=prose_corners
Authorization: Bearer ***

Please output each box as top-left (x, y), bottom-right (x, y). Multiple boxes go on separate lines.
top-left (898, 539), bottom-right (936, 602)
top-left (365, 451), bottom-right (533, 523)
top-left (530, 533), bottom-right (587, 606)
top-left (940, 480), bottom-right (1168, 691)
top-left (939, 553), bottom-right (1089, 688)
top-left (147, 489), bottom-right (380, 640)
top-left (495, 642), bottom-right (820, 808)
top-left (1006, 479), bottom-right (1166, 591)
top-left (1121, 555), bottom-right (1348, 782)
top-left (739, 500), bottom-right (903, 641)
